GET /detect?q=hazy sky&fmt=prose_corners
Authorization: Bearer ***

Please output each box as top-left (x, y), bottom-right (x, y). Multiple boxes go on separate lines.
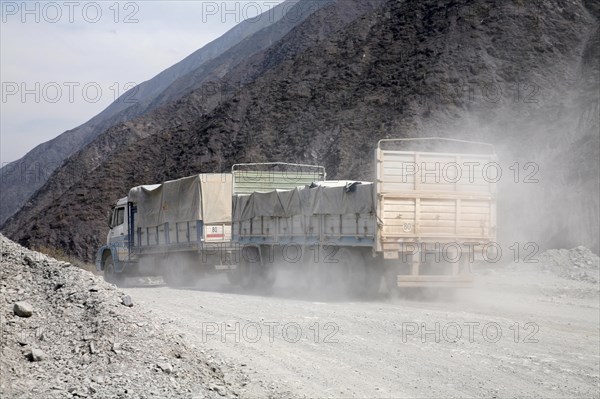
top-left (0, 1), bottom-right (285, 164)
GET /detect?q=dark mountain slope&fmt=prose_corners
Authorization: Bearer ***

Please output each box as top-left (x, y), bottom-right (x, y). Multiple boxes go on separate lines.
top-left (3, 0), bottom-right (598, 260)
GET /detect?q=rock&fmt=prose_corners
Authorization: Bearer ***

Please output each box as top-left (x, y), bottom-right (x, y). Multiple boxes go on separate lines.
top-left (23, 255), bottom-right (35, 267)
top-left (27, 348), bottom-right (46, 362)
top-left (158, 362), bottom-right (173, 374)
top-left (121, 295), bottom-right (133, 307)
top-left (91, 375), bottom-right (105, 384)
top-left (111, 342), bottom-right (122, 354)
top-left (68, 387), bottom-right (88, 397)
top-left (89, 285), bottom-right (100, 292)
top-left (80, 353), bottom-right (91, 365)
top-left (216, 385), bottom-right (227, 396)
top-left (209, 384), bottom-right (227, 396)
top-left (13, 301), bottom-right (33, 317)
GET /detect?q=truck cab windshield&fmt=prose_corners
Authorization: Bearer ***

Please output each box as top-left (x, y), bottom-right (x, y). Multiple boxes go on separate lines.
top-left (114, 207), bottom-right (125, 226)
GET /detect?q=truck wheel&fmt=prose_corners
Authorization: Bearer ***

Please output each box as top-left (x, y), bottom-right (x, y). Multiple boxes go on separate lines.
top-left (163, 253), bottom-right (200, 288)
top-left (239, 246), bottom-right (259, 289)
top-left (258, 262), bottom-right (276, 292)
top-left (384, 261), bottom-right (418, 297)
top-left (226, 269), bottom-right (242, 285)
top-left (256, 246), bottom-right (276, 291)
top-left (334, 247), bottom-right (367, 297)
top-left (301, 255), bottom-right (320, 294)
top-left (164, 262), bottom-right (188, 287)
top-left (364, 253), bottom-right (383, 297)
top-left (103, 257), bottom-right (124, 287)
top-left (384, 263), bottom-right (401, 294)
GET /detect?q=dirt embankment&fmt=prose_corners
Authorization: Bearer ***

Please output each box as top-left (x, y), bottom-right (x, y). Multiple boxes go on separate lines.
top-left (0, 234), bottom-right (284, 398)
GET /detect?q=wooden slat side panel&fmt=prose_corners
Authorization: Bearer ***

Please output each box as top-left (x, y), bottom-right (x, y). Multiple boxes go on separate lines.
top-left (233, 171), bottom-right (324, 194)
top-left (380, 150), bottom-right (496, 194)
top-left (378, 149), bottom-right (497, 249)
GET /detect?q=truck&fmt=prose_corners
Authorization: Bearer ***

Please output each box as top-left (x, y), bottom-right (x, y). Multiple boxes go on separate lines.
top-left (230, 138), bottom-right (497, 293)
top-left (97, 138), bottom-right (497, 292)
top-left (96, 163), bottom-right (326, 286)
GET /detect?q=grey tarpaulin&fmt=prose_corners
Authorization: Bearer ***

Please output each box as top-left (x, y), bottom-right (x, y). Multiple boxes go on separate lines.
top-left (233, 182), bottom-right (375, 221)
top-left (129, 174), bottom-right (232, 228)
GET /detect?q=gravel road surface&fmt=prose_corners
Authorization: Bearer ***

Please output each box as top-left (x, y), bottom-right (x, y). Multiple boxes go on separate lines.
top-left (128, 268), bottom-right (600, 398)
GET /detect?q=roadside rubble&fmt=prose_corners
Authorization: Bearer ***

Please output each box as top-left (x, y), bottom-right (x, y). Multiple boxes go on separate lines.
top-left (536, 246), bottom-right (600, 284)
top-left (0, 234), bottom-right (244, 398)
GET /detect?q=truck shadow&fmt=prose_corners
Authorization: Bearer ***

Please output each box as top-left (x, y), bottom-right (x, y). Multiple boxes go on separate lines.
top-left (164, 273), bottom-right (456, 303)
top-left (120, 277), bottom-right (167, 289)
top-left (118, 273), bottom-right (458, 303)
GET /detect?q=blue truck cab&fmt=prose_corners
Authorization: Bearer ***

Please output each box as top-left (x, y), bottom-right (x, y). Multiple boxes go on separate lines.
top-left (95, 196), bottom-right (135, 284)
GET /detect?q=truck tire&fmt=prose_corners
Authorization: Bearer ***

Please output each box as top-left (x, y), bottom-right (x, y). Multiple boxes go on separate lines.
top-left (384, 263), bottom-right (401, 294)
top-left (103, 256), bottom-right (124, 287)
top-left (238, 246), bottom-right (276, 291)
top-left (301, 254), bottom-right (320, 294)
top-left (162, 253), bottom-right (202, 288)
top-left (226, 269), bottom-right (242, 285)
top-left (258, 262), bottom-right (276, 292)
top-left (163, 261), bottom-right (189, 288)
top-left (258, 245), bottom-right (276, 291)
top-left (364, 252), bottom-right (383, 297)
top-left (239, 246), bottom-right (260, 289)
top-left (333, 247), bottom-right (367, 297)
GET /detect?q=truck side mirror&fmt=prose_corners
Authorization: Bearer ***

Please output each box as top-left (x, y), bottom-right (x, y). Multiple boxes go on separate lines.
top-left (107, 208), bottom-right (114, 228)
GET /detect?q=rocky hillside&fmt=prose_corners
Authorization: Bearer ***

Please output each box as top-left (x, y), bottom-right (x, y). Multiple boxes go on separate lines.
top-left (0, 234), bottom-right (289, 398)
top-left (2, 0), bottom-right (599, 261)
top-left (0, 0), bottom-right (322, 226)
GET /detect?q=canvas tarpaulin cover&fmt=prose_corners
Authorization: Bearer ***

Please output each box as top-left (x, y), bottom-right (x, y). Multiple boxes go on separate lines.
top-left (233, 182), bottom-right (375, 221)
top-left (129, 174), bottom-right (232, 228)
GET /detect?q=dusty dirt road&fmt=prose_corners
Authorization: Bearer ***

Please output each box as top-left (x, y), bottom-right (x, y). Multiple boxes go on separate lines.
top-left (127, 268), bottom-right (599, 398)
